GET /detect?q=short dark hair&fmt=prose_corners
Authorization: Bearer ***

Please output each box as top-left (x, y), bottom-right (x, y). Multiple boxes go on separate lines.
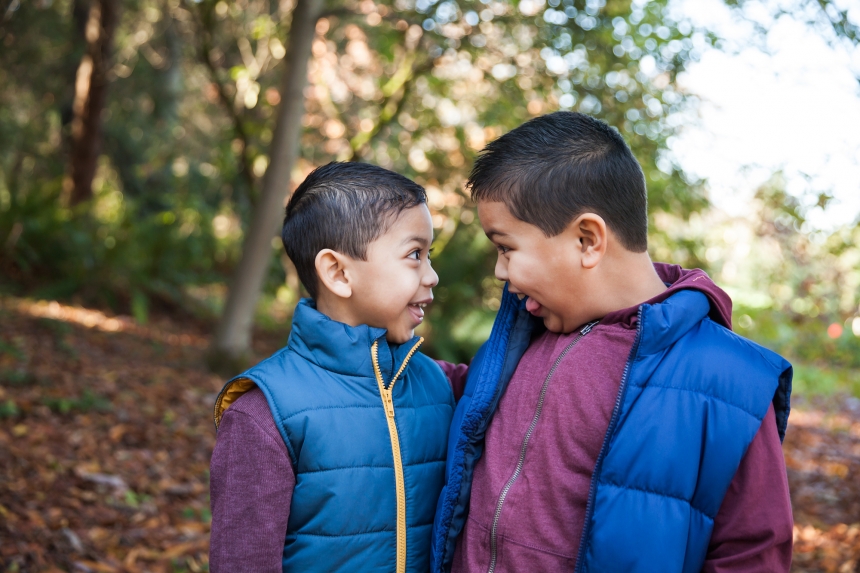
top-left (281, 162), bottom-right (427, 298)
top-left (468, 111), bottom-right (648, 252)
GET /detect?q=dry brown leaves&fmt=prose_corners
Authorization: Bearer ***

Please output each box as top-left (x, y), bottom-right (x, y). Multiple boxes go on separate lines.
top-left (0, 296), bottom-right (858, 572)
top-left (786, 397), bottom-right (860, 572)
top-left (0, 297), bottom-right (283, 572)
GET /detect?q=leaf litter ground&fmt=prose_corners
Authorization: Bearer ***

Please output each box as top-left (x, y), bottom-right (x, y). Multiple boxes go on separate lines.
top-left (0, 296), bottom-right (858, 572)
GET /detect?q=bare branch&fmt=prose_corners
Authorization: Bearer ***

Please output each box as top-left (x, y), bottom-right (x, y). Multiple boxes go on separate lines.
top-left (343, 54), bottom-right (436, 162)
top-left (184, 0), bottom-right (258, 198)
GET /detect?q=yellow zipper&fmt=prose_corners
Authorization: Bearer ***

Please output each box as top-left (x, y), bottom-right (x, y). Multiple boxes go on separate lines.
top-left (371, 337), bottom-right (423, 573)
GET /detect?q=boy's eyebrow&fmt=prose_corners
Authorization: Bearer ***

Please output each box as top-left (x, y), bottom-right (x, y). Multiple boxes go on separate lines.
top-left (403, 236), bottom-right (431, 247)
top-left (484, 229), bottom-right (508, 240)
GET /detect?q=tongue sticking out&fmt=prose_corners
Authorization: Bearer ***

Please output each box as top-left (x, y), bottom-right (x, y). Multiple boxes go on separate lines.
top-left (525, 297), bottom-right (542, 315)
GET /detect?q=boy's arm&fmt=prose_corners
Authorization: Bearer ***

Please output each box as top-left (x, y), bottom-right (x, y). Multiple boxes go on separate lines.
top-left (434, 360), bottom-right (469, 401)
top-left (210, 389), bottom-right (295, 573)
top-left (703, 404), bottom-right (794, 572)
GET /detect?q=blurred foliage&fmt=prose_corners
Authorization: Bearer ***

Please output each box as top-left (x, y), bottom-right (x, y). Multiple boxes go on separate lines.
top-left (791, 363), bottom-right (860, 398)
top-left (730, 179), bottom-right (860, 374)
top-left (0, 0), bottom-right (858, 374)
top-left (658, 174), bottom-right (860, 393)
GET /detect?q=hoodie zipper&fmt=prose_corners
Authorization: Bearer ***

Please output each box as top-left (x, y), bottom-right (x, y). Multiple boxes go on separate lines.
top-left (371, 337), bottom-right (423, 573)
top-left (574, 306), bottom-right (643, 572)
top-left (486, 321), bottom-right (598, 573)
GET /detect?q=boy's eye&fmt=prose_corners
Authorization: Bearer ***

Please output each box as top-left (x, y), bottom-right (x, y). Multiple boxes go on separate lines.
top-left (496, 245), bottom-right (510, 254)
top-left (409, 250), bottom-right (421, 260)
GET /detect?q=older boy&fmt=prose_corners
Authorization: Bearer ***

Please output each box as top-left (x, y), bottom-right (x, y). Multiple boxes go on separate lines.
top-left (431, 113), bottom-right (793, 572)
top-left (210, 162), bottom-right (454, 572)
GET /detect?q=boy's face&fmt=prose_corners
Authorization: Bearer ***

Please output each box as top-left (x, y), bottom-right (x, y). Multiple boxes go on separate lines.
top-left (478, 200), bottom-right (590, 334)
top-left (348, 205), bottom-right (438, 344)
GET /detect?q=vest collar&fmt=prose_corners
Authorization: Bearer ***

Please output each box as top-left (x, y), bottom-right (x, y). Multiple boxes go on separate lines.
top-left (636, 289), bottom-right (712, 357)
top-left (287, 298), bottom-right (419, 381)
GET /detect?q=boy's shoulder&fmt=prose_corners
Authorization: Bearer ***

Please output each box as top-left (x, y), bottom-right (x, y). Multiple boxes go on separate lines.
top-left (224, 385), bottom-right (268, 415)
top-left (674, 314), bottom-right (789, 375)
top-left (410, 350), bottom-right (449, 378)
top-left (636, 288), bottom-right (788, 371)
top-left (640, 308), bottom-right (791, 438)
top-left (410, 351), bottom-right (456, 399)
top-left (214, 343), bottom-right (315, 430)
top-left (218, 387), bottom-right (282, 442)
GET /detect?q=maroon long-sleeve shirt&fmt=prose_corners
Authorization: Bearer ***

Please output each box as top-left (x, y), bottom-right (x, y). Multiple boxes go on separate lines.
top-left (210, 388), bottom-right (293, 572)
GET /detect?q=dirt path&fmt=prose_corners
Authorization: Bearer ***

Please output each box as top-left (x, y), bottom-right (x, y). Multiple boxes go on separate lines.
top-left (0, 297), bottom-right (858, 572)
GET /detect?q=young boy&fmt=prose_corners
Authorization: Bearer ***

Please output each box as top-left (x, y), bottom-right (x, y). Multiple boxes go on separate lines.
top-left (430, 112), bottom-right (794, 573)
top-left (210, 162), bottom-right (455, 572)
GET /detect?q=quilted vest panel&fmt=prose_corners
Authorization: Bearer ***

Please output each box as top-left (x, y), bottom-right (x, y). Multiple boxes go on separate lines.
top-left (577, 292), bottom-right (793, 572)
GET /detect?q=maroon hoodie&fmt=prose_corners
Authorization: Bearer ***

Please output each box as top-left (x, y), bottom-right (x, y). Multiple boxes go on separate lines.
top-left (443, 264), bottom-right (793, 572)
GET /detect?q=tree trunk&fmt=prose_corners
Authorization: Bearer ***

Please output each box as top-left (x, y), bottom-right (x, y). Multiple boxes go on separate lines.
top-left (208, 0), bottom-right (322, 371)
top-left (67, 0), bottom-right (119, 206)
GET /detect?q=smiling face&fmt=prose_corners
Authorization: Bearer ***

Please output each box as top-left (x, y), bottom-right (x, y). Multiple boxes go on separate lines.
top-left (346, 205), bottom-right (438, 343)
top-left (478, 200), bottom-right (595, 334)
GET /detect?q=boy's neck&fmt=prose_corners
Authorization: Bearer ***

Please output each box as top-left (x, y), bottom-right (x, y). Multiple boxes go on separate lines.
top-left (314, 293), bottom-right (362, 329)
top-left (592, 249), bottom-right (667, 317)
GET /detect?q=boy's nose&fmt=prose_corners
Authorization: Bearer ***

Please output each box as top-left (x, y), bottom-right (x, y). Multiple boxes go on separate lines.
top-left (423, 264), bottom-right (439, 289)
top-left (494, 256), bottom-right (509, 282)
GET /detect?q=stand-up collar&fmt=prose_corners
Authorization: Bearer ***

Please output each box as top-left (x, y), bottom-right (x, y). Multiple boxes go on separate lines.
top-left (286, 298), bottom-right (419, 381)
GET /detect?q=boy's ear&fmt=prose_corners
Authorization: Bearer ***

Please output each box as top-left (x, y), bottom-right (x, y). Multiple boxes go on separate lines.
top-left (315, 249), bottom-right (352, 299)
top-left (570, 213), bottom-right (607, 269)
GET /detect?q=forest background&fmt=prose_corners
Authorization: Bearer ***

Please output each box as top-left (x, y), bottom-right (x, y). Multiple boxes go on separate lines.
top-left (1, 0), bottom-right (859, 569)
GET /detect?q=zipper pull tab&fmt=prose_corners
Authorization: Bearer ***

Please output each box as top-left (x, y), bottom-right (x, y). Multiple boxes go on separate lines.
top-left (580, 320), bottom-right (599, 335)
top-left (384, 394), bottom-right (395, 419)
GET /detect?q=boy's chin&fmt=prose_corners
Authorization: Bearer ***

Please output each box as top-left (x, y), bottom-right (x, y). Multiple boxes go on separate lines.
top-left (542, 315), bottom-right (569, 334)
top-left (385, 328), bottom-right (415, 344)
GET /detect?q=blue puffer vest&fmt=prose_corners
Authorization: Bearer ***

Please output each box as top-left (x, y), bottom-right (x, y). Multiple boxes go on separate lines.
top-left (431, 286), bottom-right (792, 573)
top-left (215, 300), bottom-right (455, 572)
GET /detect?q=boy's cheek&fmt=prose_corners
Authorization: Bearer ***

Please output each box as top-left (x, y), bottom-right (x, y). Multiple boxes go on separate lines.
top-left (506, 269), bottom-right (526, 292)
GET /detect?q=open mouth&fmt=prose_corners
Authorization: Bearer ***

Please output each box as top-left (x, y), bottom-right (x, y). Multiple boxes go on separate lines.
top-left (407, 302), bottom-right (429, 323)
top-left (524, 296), bottom-right (542, 316)
top-left (513, 292), bottom-right (542, 316)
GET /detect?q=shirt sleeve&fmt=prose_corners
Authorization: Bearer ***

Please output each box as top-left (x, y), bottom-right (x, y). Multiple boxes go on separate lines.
top-left (434, 360), bottom-right (470, 401)
top-left (209, 389), bottom-right (295, 573)
top-left (703, 404), bottom-right (794, 573)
